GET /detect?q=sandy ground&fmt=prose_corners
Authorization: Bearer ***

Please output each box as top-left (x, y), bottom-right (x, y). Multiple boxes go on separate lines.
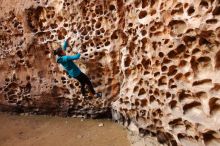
top-left (0, 112), bottom-right (130, 146)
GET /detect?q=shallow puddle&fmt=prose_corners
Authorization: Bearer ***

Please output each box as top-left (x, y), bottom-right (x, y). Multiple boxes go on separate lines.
top-left (0, 112), bottom-right (130, 146)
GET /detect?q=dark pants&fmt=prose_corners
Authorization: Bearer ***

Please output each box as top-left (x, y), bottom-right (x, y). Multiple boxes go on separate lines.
top-left (74, 72), bottom-right (96, 96)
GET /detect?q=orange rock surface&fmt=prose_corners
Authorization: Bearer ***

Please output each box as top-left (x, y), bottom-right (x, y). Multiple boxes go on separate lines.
top-left (1, 0), bottom-right (220, 145)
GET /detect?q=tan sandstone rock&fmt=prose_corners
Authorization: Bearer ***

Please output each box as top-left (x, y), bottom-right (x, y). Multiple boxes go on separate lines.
top-left (1, 0), bottom-right (220, 145)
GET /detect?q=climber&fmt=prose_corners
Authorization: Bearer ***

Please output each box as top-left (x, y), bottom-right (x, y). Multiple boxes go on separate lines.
top-left (53, 38), bottom-right (102, 98)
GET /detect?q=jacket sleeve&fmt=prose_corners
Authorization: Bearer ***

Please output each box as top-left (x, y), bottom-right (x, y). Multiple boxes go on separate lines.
top-left (62, 40), bottom-right (68, 51)
top-left (58, 53), bottom-right (81, 62)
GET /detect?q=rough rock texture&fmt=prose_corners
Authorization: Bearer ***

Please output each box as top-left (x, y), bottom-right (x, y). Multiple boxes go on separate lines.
top-left (0, 0), bottom-right (116, 118)
top-left (1, 0), bottom-right (220, 145)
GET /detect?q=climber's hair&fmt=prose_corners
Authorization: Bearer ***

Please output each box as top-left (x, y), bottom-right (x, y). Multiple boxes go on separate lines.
top-left (53, 47), bottom-right (63, 56)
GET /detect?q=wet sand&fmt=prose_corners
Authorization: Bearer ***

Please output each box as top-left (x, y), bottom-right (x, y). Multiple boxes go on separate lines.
top-left (0, 112), bottom-right (130, 146)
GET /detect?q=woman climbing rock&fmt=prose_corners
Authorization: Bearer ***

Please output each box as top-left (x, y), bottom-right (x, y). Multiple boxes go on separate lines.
top-left (53, 38), bottom-right (102, 98)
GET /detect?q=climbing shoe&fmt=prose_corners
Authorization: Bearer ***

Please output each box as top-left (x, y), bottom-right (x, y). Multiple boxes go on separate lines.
top-left (94, 92), bottom-right (102, 98)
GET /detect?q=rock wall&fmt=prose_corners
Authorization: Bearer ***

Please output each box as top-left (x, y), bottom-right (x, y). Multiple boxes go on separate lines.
top-left (1, 0), bottom-right (220, 145)
top-left (0, 0), bottom-right (118, 118)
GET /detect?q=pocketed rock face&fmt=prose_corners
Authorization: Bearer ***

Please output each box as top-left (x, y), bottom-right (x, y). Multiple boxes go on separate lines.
top-left (112, 0), bottom-right (220, 145)
top-left (0, 0), bottom-right (119, 118)
top-left (1, 0), bottom-right (220, 145)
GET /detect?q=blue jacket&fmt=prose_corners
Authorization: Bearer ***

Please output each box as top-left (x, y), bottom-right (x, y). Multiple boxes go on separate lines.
top-left (56, 40), bottom-right (81, 78)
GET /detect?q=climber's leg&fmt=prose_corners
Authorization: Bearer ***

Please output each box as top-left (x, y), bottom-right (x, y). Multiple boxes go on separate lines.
top-left (82, 73), bottom-right (102, 98)
top-left (79, 73), bottom-right (96, 95)
top-left (74, 73), bottom-right (87, 96)
top-left (75, 72), bottom-right (102, 98)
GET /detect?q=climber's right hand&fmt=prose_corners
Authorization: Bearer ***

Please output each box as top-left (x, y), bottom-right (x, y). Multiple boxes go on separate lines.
top-left (66, 37), bottom-right (71, 43)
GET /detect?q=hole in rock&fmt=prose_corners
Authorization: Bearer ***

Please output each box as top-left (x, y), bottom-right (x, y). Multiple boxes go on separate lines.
top-left (150, 0), bottom-right (156, 7)
top-left (176, 44), bottom-right (186, 53)
top-left (203, 131), bottom-right (220, 146)
top-left (166, 92), bottom-right (171, 98)
top-left (138, 88), bottom-right (146, 96)
top-left (124, 56), bottom-right (131, 67)
top-left (155, 60), bottom-right (160, 66)
top-left (95, 30), bottom-right (101, 35)
top-left (164, 39), bottom-right (169, 44)
top-left (154, 72), bottom-right (160, 77)
top-left (150, 95), bottom-right (155, 103)
top-left (199, 37), bottom-right (211, 46)
top-left (183, 36), bottom-right (196, 46)
top-left (184, 3), bottom-right (189, 8)
top-left (100, 28), bottom-right (105, 33)
top-left (95, 22), bottom-right (101, 29)
top-left (156, 131), bottom-right (171, 144)
top-left (19, 60), bottom-right (25, 63)
top-left (134, 0), bottom-right (141, 7)
top-left (209, 97), bottom-right (220, 115)
top-left (168, 45), bottom-right (173, 48)
top-left (167, 50), bottom-right (177, 59)
top-left (197, 56), bottom-right (211, 65)
top-left (168, 20), bottom-right (187, 35)
top-left (171, 3), bottom-right (183, 15)
top-left (154, 89), bottom-right (159, 96)
top-left (139, 11), bottom-right (147, 19)
top-left (159, 52), bottom-right (164, 58)
top-left (109, 5), bottom-right (115, 11)
top-left (95, 5), bottom-right (103, 14)
top-left (190, 56), bottom-right (198, 72)
top-left (141, 59), bottom-right (151, 70)
top-left (161, 66), bottom-right (167, 72)
top-left (210, 84), bottom-right (220, 92)
top-left (169, 100), bottom-right (177, 109)
top-left (213, 6), bottom-right (220, 15)
top-left (175, 73), bottom-right (183, 80)
top-left (133, 86), bottom-right (139, 93)
top-left (168, 65), bottom-right (177, 76)
top-left (192, 48), bottom-right (200, 54)
top-left (140, 99), bottom-right (148, 107)
top-left (206, 19), bottom-right (218, 24)
top-left (111, 30), bottom-right (118, 39)
top-left (158, 76), bottom-right (167, 86)
top-left (75, 82), bottom-right (79, 86)
top-left (215, 50), bottom-right (220, 69)
top-left (141, 37), bottom-right (148, 45)
top-left (26, 75), bottom-right (30, 81)
top-left (162, 58), bottom-right (171, 64)
top-left (150, 9), bottom-right (157, 16)
top-left (179, 60), bottom-right (187, 67)
top-left (69, 84), bottom-right (74, 89)
top-left (135, 99), bottom-right (140, 106)
top-left (169, 118), bottom-right (182, 126)
top-left (200, 1), bottom-right (209, 8)
top-left (183, 101), bottom-right (201, 114)
top-left (128, 23), bottom-right (133, 27)
top-left (16, 50), bottom-right (23, 58)
top-left (142, 0), bottom-right (148, 8)
top-left (57, 16), bottom-right (63, 22)
top-left (141, 29), bottom-right (147, 36)
top-left (178, 90), bottom-right (191, 101)
top-left (184, 72), bottom-right (191, 78)
top-left (192, 79), bottom-right (212, 86)
top-left (170, 84), bottom-right (177, 88)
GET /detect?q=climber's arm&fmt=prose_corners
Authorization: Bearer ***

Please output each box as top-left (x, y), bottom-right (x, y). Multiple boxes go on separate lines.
top-left (62, 39), bottom-right (69, 51)
top-left (58, 54), bottom-right (81, 63)
top-left (62, 37), bottom-right (80, 50)
top-left (66, 53), bottom-right (81, 60)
